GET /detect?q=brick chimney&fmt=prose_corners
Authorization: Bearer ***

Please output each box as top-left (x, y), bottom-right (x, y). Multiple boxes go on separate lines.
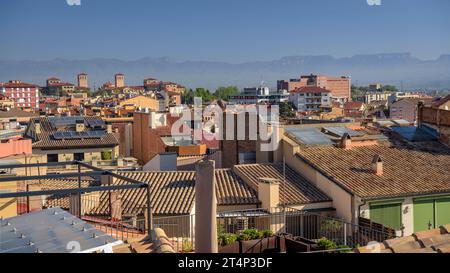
top-left (340, 133), bottom-right (352, 149)
top-left (195, 160), bottom-right (218, 253)
top-left (372, 155), bottom-right (383, 176)
top-left (258, 178), bottom-right (280, 210)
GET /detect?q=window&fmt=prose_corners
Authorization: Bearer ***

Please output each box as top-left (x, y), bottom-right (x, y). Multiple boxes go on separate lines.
top-left (101, 151), bottom-right (112, 160)
top-left (47, 154), bottom-right (58, 163)
top-left (370, 202), bottom-right (402, 230)
top-left (74, 153), bottom-right (85, 161)
top-left (414, 197), bottom-right (450, 232)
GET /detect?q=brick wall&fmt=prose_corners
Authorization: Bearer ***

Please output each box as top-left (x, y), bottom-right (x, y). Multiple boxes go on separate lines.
top-left (220, 112), bottom-right (259, 168)
top-left (419, 105), bottom-right (450, 146)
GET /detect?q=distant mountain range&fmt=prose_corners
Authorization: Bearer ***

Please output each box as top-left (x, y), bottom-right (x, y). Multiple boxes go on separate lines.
top-left (1, 53), bottom-right (450, 91)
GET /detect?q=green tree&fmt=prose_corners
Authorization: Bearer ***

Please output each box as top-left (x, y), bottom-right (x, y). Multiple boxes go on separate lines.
top-left (194, 87), bottom-right (213, 102)
top-left (279, 102), bottom-right (296, 118)
top-left (381, 85), bottom-right (398, 92)
top-left (351, 85), bottom-right (368, 101)
top-left (214, 86), bottom-right (239, 101)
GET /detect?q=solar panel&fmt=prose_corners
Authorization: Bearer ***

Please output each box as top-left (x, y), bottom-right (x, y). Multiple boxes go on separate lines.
top-left (322, 126), bottom-right (363, 137)
top-left (52, 130), bottom-right (107, 140)
top-left (49, 116), bottom-right (85, 128)
top-left (285, 127), bottom-right (333, 145)
top-left (86, 119), bottom-right (105, 128)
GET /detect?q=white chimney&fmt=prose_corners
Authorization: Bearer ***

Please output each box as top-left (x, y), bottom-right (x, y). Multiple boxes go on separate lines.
top-left (340, 133), bottom-right (352, 149)
top-left (34, 120), bottom-right (41, 134)
top-left (75, 120), bottom-right (85, 132)
top-left (258, 178), bottom-right (280, 210)
top-left (372, 155), bottom-right (383, 176)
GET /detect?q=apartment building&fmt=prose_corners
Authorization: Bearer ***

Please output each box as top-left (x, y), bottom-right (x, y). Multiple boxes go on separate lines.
top-left (288, 86), bottom-right (331, 113)
top-left (390, 98), bottom-right (433, 123)
top-left (363, 91), bottom-right (392, 104)
top-left (388, 91), bottom-right (431, 105)
top-left (25, 116), bottom-right (119, 164)
top-left (44, 77), bottom-right (76, 96)
top-left (0, 80), bottom-right (39, 109)
top-left (228, 87), bottom-right (289, 105)
top-left (278, 74), bottom-right (351, 102)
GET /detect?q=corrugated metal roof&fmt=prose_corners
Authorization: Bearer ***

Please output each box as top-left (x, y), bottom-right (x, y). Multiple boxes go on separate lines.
top-left (0, 208), bottom-right (120, 253)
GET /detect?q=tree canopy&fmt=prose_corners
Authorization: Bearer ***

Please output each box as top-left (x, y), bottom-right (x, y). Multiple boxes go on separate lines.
top-left (213, 86), bottom-right (239, 101)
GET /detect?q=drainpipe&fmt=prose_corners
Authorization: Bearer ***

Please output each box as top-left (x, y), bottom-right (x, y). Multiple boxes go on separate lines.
top-left (357, 198), bottom-right (367, 220)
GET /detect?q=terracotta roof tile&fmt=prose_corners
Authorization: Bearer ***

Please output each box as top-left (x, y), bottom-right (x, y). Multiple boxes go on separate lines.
top-left (87, 169), bottom-right (259, 216)
top-left (234, 163), bottom-right (331, 205)
top-left (27, 116), bottom-right (119, 149)
top-left (295, 140), bottom-right (450, 199)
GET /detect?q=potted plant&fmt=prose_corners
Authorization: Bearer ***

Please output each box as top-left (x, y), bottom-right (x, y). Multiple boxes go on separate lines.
top-left (218, 233), bottom-right (239, 253)
top-left (238, 228), bottom-right (277, 253)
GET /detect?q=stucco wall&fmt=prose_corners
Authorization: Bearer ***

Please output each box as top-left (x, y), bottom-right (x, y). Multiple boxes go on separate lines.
top-left (282, 138), bottom-right (354, 223)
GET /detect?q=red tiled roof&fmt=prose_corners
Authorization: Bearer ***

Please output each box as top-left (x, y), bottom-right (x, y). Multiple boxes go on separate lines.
top-left (433, 95), bottom-right (450, 108)
top-left (295, 141), bottom-right (450, 199)
top-left (47, 82), bottom-right (75, 87)
top-left (234, 163), bottom-right (331, 205)
top-left (0, 81), bottom-right (39, 88)
top-left (26, 116), bottom-right (119, 149)
top-left (87, 169), bottom-right (259, 216)
top-left (290, 86), bottom-right (331, 94)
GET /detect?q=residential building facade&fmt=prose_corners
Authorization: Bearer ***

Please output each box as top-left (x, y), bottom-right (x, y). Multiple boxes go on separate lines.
top-left (228, 87), bottom-right (289, 105)
top-left (278, 74), bottom-right (351, 103)
top-left (288, 86), bottom-right (331, 112)
top-left (0, 80), bottom-right (40, 109)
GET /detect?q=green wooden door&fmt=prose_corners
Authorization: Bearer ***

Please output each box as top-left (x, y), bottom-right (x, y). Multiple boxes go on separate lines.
top-left (413, 199), bottom-right (435, 232)
top-left (435, 198), bottom-right (450, 227)
top-left (370, 203), bottom-right (402, 230)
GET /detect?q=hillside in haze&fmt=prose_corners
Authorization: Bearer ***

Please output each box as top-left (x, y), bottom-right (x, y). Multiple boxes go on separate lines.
top-left (1, 53), bottom-right (450, 91)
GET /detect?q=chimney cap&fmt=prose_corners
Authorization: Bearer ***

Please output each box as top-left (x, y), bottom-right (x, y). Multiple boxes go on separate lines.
top-left (342, 133), bottom-right (351, 140)
top-left (258, 177), bottom-right (280, 185)
top-left (372, 154), bottom-right (382, 164)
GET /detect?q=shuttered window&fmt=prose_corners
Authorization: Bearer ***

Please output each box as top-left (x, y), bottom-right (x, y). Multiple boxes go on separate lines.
top-left (370, 203), bottom-right (402, 230)
top-left (413, 196), bottom-right (450, 232)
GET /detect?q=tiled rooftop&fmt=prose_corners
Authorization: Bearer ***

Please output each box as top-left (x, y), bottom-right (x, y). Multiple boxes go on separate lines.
top-left (88, 169), bottom-right (259, 216)
top-left (295, 140), bottom-right (450, 199)
top-left (26, 116), bottom-right (119, 149)
top-left (357, 225), bottom-right (450, 253)
top-left (43, 163), bottom-right (330, 216)
top-left (234, 163), bottom-right (331, 205)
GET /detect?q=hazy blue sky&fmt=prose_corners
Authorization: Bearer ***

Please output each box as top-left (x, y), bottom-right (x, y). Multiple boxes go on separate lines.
top-left (1, 0), bottom-right (449, 62)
